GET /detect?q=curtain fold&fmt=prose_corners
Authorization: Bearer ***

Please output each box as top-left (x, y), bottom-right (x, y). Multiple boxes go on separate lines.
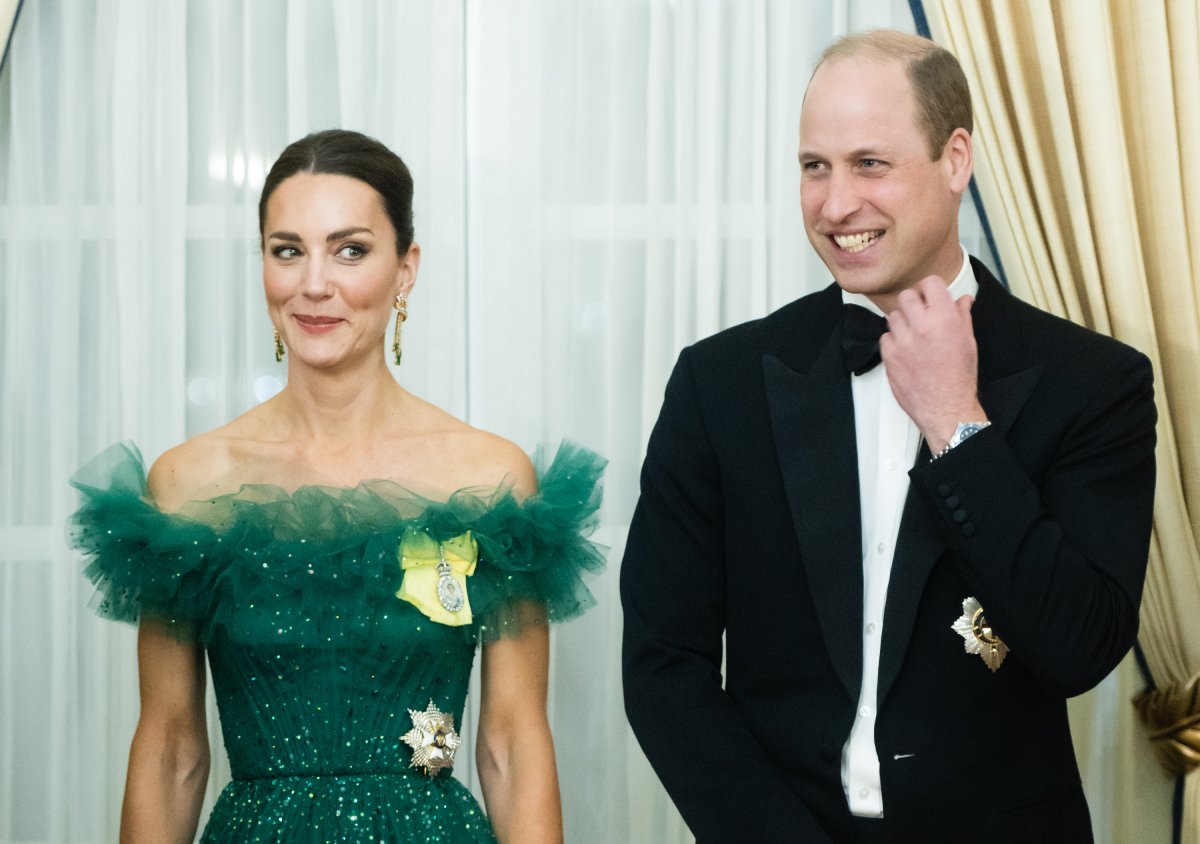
top-left (0, 0), bottom-right (21, 73)
top-left (921, 2), bottom-right (1200, 842)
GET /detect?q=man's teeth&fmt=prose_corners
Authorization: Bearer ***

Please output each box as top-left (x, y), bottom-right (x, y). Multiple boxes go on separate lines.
top-left (834, 232), bottom-right (882, 253)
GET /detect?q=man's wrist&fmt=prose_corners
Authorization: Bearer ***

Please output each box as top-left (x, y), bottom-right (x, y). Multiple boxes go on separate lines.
top-left (922, 400), bottom-right (988, 454)
top-left (931, 420), bottom-right (992, 460)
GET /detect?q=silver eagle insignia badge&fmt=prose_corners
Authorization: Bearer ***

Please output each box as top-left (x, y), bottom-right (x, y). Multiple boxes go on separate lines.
top-left (952, 597), bottom-right (1009, 672)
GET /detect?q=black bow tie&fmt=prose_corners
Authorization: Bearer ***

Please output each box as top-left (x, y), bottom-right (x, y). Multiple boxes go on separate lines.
top-left (842, 304), bottom-right (889, 375)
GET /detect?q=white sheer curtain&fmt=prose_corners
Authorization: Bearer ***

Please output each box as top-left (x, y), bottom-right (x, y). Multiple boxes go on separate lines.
top-left (0, 1), bottom-right (1003, 842)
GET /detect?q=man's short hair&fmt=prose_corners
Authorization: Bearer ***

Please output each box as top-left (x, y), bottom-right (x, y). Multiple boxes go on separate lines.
top-left (814, 30), bottom-right (973, 160)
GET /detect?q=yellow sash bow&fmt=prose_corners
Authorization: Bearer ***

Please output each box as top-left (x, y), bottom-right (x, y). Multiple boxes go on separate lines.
top-left (396, 528), bottom-right (477, 626)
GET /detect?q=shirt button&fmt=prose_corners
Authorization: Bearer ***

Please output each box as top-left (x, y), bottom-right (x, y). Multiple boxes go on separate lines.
top-left (876, 541), bottom-right (886, 554)
top-left (885, 458), bottom-right (898, 471)
top-left (865, 623), bottom-right (876, 634)
top-left (859, 705), bottom-right (873, 718)
top-left (860, 787), bottom-right (870, 798)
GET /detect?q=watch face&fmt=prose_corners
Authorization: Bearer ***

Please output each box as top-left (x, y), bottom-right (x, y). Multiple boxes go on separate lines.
top-left (951, 422), bottom-right (990, 448)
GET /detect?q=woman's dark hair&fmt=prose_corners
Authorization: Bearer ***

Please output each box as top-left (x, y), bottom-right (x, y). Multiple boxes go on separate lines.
top-left (258, 129), bottom-right (415, 255)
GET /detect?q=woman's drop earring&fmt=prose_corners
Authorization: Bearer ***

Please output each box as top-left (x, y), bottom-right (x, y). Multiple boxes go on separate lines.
top-left (392, 294), bottom-right (409, 365)
top-left (273, 327), bottom-right (285, 363)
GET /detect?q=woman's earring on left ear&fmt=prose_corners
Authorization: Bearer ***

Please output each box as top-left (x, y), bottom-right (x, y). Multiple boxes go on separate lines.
top-left (392, 294), bottom-right (409, 365)
top-left (273, 327), bottom-right (285, 363)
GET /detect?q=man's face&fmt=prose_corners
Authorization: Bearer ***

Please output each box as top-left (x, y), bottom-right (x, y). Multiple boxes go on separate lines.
top-left (798, 55), bottom-right (971, 310)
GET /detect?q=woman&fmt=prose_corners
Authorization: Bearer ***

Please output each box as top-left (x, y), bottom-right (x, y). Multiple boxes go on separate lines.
top-left (70, 129), bottom-right (605, 843)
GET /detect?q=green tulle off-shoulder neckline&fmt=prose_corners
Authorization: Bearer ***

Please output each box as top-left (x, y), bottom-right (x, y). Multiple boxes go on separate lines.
top-left (69, 441), bottom-right (607, 646)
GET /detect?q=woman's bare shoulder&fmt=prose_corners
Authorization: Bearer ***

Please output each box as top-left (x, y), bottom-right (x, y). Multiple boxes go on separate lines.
top-left (452, 428), bottom-right (536, 497)
top-left (147, 435), bottom-right (238, 512)
top-left (146, 405), bottom-right (278, 511)
top-left (395, 395), bottom-right (535, 497)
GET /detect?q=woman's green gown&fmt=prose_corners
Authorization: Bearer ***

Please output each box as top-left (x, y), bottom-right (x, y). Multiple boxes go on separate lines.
top-left (70, 442), bottom-right (605, 843)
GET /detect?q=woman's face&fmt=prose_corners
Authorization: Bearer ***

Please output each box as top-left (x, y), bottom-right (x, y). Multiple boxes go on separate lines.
top-left (263, 172), bottom-right (418, 370)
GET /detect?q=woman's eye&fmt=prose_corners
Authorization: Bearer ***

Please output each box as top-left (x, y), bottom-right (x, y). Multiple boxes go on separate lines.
top-left (338, 244), bottom-right (367, 259)
top-left (272, 246), bottom-right (301, 259)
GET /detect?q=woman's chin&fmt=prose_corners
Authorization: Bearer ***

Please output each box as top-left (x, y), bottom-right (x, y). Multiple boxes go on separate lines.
top-left (289, 343), bottom-right (388, 373)
top-left (289, 347), bottom-right (351, 371)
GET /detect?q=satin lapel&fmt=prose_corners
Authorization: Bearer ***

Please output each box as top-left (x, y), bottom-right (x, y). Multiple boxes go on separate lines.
top-left (876, 283), bottom-right (1044, 706)
top-left (763, 327), bottom-right (863, 702)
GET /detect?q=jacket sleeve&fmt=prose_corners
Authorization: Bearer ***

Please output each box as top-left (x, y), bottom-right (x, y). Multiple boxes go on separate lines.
top-left (910, 349), bottom-right (1156, 697)
top-left (621, 348), bottom-right (834, 842)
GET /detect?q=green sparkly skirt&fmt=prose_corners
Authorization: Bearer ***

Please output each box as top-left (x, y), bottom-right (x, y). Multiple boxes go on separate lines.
top-left (201, 771), bottom-right (498, 843)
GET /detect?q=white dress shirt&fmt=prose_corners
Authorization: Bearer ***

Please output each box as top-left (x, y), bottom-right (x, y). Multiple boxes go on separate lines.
top-left (839, 246), bottom-right (978, 817)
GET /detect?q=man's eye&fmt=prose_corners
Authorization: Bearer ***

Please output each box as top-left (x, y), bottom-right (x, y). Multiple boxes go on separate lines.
top-left (860, 158), bottom-right (882, 168)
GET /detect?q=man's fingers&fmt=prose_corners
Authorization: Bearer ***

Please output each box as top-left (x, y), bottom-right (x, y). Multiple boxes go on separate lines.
top-left (896, 287), bottom-right (925, 313)
top-left (918, 275), bottom-right (951, 302)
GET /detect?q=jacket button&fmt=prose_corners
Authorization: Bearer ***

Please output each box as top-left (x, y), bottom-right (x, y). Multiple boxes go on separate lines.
top-left (952, 509), bottom-right (968, 523)
top-left (819, 743), bottom-right (836, 762)
top-left (962, 522), bottom-right (976, 536)
top-left (937, 484), bottom-right (952, 497)
top-left (945, 495), bottom-right (960, 508)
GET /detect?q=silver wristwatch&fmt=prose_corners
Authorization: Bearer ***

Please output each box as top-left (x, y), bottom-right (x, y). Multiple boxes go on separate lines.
top-left (932, 421), bottom-right (991, 460)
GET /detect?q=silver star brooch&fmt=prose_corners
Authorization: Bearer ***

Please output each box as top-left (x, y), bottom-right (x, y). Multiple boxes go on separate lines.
top-left (401, 700), bottom-right (462, 777)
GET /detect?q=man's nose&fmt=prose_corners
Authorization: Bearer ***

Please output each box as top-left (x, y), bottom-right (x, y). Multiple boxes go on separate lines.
top-left (822, 171), bottom-right (862, 222)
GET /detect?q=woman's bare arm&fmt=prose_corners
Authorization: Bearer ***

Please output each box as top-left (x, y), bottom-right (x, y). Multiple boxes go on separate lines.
top-left (121, 448), bottom-right (212, 842)
top-left (120, 617), bottom-right (210, 843)
top-left (476, 608), bottom-right (562, 844)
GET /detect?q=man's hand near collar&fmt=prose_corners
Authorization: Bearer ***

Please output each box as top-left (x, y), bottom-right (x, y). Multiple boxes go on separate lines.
top-left (880, 275), bottom-right (988, 453)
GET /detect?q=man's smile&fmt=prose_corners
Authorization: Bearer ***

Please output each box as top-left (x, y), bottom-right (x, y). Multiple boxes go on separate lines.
top-left (832, 230), bottom-right (884, 253)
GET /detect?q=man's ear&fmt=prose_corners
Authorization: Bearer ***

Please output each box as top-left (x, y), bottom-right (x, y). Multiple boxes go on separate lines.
top-left (943, 128), bottom-right (973, 193)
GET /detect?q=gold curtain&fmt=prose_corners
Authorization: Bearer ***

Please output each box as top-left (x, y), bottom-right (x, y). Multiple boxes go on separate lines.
top-left (921, 1), bottom-right (1200, 840)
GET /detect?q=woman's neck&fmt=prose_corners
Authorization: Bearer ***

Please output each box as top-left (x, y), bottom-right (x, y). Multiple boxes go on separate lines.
top-left (274, 356), bottom-right (408, 448)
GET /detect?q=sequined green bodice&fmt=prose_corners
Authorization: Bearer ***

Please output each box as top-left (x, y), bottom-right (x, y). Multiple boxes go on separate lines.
top-left (71, 442), bottom-right (606, 843)
top-left (203, 627), bottom-right (485, 840)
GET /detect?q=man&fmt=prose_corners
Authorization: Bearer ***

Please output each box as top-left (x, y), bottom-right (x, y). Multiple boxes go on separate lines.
top-left (621, 29), bottom-right (1155, 843)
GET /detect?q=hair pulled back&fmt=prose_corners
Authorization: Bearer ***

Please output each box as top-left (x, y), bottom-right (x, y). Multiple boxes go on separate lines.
top-left (258, 129), bottom-right (415, 255)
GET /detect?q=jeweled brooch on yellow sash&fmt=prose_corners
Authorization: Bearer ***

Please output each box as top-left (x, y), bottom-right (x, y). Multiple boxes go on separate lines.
top-left (952, 597), bottom-right (1009, 672)
top-left (402, 700), bottom-right (461, 776)
top-left (396, 528), bottom-right (477, 625)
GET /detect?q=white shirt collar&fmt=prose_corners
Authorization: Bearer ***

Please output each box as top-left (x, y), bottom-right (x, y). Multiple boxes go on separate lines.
top-left (840, 245), bottom-right (978, 317)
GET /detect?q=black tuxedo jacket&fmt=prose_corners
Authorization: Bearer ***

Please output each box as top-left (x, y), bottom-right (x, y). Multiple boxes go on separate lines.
top-left (621, 260), bottom-right (1156, 843)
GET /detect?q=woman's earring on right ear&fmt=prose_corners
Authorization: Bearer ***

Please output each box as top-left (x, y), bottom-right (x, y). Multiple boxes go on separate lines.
top-left (273, 327), bottom-right (285, 363)
top-left (392, 294), bottom-right (408, 365)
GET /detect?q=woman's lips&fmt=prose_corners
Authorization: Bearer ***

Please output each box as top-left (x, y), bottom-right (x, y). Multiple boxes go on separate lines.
top-left (294, 315), bottom-right (344, 334)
